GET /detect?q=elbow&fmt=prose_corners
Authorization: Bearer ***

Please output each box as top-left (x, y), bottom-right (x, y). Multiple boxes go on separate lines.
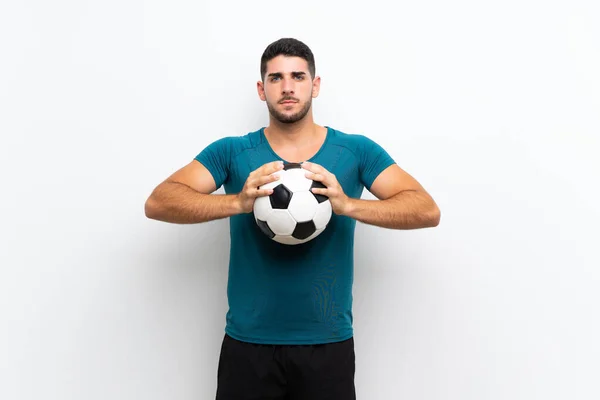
top-left (144, 196), bottom-right (161, 220)
top-left (428, 205), bottom-right (441, 227)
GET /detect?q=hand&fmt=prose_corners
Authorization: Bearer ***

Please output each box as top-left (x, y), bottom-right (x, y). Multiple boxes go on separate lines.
top-left (236, 161), bottom-right (284, 213)
top-left (302, 161), bottom-right (350, 215)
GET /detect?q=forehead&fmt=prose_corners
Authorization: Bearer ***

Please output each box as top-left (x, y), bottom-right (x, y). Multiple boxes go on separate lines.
top-left (265, 55), bottom-right (309, 74)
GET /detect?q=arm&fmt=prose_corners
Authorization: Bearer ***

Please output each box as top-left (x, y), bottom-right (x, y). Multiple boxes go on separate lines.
top-left (145, 159), bottom-right (283, 224)
top-left (144, 160), bottom-right (242, 224)
top-left (303, 162), bottom-right (440, 230)
top-left (343, 164), bottom-right (441, 229)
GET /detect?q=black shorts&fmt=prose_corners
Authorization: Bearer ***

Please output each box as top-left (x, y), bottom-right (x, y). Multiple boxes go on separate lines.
top-left (216, 333), bottom-right (356, 400)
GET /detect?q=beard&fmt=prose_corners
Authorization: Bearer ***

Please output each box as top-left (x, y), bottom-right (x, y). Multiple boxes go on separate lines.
top-left (266, 97), bottom-right (312, 124)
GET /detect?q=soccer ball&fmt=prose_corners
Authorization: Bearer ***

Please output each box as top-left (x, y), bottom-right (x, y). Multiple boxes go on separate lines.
top-left (253, 162), bottom-right (332, 245)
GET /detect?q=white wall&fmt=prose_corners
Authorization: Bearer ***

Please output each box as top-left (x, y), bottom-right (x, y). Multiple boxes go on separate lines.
top-left (1, 1), bottom-right (598, 399)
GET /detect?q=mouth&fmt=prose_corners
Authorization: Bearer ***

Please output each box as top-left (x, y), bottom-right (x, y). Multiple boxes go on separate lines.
top-left (279, 99), bottom-right (298, 105)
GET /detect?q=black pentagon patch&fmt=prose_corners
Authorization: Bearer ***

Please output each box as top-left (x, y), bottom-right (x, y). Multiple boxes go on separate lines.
top-left (310, 180), bottom-right (328, 203)
top-left (256, 219), bottom-right (275, 239)
top-left (270, 184), bottom-right (293, 209)
top-left (292, 220), bottom-right (316, 240)
top-left (283, 162), bottom-right (302, 170)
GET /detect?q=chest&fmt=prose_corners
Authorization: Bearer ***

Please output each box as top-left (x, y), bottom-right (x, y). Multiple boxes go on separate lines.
top-left (227, 145), bottom-right (365, 198)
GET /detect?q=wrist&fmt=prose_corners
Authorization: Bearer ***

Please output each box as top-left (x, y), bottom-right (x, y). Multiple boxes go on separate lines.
top-left (230, 194), bottom-right (245, 215)
top-left (340, 196), bottom-right (357, 217)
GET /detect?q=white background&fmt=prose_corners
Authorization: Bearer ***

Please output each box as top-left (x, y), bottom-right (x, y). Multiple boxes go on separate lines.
top-left (1, 1), bottom-right (599, 399)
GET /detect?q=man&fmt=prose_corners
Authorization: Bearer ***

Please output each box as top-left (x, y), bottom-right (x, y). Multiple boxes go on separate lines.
top-left (145, 38), bottom-right (440, 400)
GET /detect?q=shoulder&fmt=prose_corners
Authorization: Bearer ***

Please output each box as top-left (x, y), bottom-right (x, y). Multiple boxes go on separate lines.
top-left (325, 126), bottom-right (385, 156)
top-left (197, 128), bottom-right (264, 159)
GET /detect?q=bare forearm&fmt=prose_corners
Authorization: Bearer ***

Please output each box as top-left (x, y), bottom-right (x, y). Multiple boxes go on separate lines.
top-left (145, 182), bottom-right (242, 224)
top-left (343, 190), bottom-right (440, 229)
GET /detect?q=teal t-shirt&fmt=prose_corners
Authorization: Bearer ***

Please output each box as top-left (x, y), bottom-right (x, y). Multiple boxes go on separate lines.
top-left (195, 126), bottom-right (395, 345)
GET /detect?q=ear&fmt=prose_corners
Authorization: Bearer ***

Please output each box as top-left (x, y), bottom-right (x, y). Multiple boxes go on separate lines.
top-left (257, 80), bottom-right (266, 101)
top-left (312, 76), bottom-right (321, 98)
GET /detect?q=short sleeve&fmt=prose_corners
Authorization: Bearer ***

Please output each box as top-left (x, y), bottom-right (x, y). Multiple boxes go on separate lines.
top-left (194, 137), bottom-right (231, 189)
top-left (358, 135), bottom-right (396, 190)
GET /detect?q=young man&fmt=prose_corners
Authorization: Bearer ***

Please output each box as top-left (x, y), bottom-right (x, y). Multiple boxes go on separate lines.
top-left (145, 38), bottom-right (440, 400)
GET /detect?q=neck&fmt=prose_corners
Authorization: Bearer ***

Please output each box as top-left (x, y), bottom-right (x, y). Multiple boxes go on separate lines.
top-left (265, 114), bottom-right (321, 146)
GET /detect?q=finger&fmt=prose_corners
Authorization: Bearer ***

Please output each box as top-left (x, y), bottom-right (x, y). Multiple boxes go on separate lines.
top-left (262, 160), bottom-right (284, 175)
top-left (311, 187), bottom-right (328, 195)
top-left (244, 186), bottom-right (273, 198)
top-left (305, 171), bottom-right (327, 184)
top-left (302, 161), bottom-right (325, 174)
top-left (303, 162), bottom-right (333, 181)
top-left (253, 173), bottom-right (280, 187)
top-left (255, 188), bottom-right (274, 197)
top-left (250, 161), bottom-right (282, 177)
top-left (301, 161), bottom-right (317, 172)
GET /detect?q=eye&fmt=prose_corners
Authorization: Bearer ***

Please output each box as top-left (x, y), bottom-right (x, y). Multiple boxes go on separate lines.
top-left (270, 76), bottom-right (280, 82)
top-left (294, 75), bottom-right (305, 80)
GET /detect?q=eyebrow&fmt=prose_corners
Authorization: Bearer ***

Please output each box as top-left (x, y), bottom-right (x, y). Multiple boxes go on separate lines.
top-left (267, 71), bottom-right (307, 78)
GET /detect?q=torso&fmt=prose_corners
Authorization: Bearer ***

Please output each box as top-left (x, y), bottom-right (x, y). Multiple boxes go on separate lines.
top-left (193, 126), bottom-right (394, 345)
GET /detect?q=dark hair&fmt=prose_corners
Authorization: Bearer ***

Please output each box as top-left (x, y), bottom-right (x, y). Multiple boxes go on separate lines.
top-left (260, 38), bottom-right (316, 81)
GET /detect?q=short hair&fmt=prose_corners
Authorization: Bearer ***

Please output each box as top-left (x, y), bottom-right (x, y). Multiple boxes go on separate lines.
top-left (260, 38), bottom-right (316, 81)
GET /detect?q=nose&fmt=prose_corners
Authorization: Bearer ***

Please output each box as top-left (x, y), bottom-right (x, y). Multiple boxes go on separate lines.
top-left (281, 77), bottom-right (295, 95)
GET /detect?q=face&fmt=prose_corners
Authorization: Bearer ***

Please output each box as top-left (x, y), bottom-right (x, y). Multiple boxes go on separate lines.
top-left (258, 55), bottom-right (320, 124)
